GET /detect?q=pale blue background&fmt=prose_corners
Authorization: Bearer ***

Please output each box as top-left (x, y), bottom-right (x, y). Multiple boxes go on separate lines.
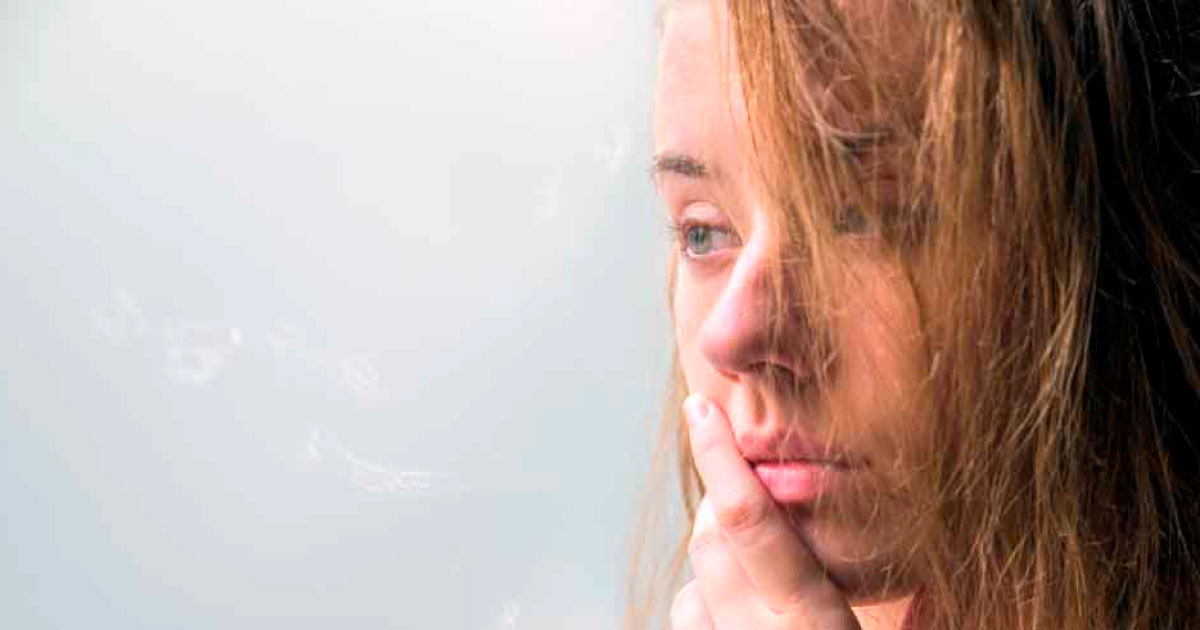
top-left (0, 2), bottom-right (671, 628)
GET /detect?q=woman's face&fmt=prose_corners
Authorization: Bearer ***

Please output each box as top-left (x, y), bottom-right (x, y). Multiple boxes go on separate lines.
top-left (654, 1), bottom-right (927, 600)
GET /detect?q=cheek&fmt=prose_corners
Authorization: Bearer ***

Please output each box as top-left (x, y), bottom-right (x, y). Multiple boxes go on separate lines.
top-left (830, 264), bottom-right (927, 446)
top-left (673, 271), bottom-right (716, 393)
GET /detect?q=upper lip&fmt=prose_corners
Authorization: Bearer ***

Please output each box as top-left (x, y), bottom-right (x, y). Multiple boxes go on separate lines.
top-left (737, 434), bottom-right (863, 468)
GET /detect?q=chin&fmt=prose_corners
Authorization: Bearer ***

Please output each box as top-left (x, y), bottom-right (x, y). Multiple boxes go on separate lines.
top-left (820, 552), bottom-right (918, 604)
top-left (788, 511), bottom-right (919, 605)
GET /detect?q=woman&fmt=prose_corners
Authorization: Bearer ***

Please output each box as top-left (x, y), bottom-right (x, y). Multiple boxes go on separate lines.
top-left (628, 1), bottom-right (1200, 629)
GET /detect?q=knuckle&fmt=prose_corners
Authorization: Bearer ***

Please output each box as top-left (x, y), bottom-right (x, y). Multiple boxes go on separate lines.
top-left (772, 582), bottom-right (839, 615)
top-left (771, 580), bottom-right (856, 624)
top-left (669, 581), bottom-right (706, 629)
top-left (715, 493), bottom-right (772, 537)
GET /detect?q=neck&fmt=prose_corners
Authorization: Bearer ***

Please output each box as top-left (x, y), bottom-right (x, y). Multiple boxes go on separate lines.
top-left (852, 592), bottom-right (920, 630)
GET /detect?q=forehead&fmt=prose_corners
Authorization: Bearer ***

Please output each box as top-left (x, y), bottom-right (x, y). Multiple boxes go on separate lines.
top-left (654, 0), bottom-right (924, 175)
top-left (653, 1), bottom-right (747, 178)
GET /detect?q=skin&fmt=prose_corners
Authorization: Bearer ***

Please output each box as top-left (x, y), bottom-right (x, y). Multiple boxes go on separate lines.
top-left (654, 2), bottom-right (927, 628)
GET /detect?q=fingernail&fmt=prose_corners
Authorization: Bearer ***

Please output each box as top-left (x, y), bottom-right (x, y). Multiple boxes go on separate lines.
top-left (684, 394), bottom-right (709, 430)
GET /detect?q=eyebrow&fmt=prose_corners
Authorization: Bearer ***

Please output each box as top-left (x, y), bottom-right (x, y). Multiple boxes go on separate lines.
top-left (834, 127), bottom-right (894, 162)
top-left (650, 152), bottom-right (710, 180)
top-left (649, 128), bottom-right (893, 183)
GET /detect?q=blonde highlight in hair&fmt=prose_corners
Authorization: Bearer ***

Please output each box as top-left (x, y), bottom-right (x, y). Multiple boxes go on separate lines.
top-left (628, 1), bottom-right (1200, 629)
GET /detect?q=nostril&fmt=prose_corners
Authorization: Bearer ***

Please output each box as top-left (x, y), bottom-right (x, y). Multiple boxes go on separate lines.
top-left (750, 362), bottom-right (803, 389)
top-left (746, 361), bottom-right (774, 376)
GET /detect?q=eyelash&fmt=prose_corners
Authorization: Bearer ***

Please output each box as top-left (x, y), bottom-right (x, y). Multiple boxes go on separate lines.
top-left (664, 218), bottom-right (691, 253)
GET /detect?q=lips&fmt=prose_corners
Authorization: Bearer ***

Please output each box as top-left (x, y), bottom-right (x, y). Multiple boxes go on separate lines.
top-left (738, 435), bottom-right (860, 504)
top-left (751, 459), bottom-right (852, 504)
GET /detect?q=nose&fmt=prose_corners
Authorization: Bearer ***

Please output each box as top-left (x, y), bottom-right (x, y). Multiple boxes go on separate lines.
top-left (696, 229), bottom-right (816, 384)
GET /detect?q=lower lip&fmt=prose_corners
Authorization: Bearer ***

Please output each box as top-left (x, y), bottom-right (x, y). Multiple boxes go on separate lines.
top-left (753, 461), bottom-right (848, 504)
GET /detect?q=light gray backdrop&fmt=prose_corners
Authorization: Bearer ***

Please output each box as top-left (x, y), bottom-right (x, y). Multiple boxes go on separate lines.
top-left (0, 1), bottom-right (672, 628)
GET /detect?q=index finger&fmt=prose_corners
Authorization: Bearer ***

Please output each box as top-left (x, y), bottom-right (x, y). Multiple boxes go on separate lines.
top-left (684, 393), bottom-right (850, 615)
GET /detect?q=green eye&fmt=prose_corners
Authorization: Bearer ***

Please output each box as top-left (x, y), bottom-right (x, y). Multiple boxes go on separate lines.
top-left (834, 205), bottom-right (871, 234)
top-left (682, 223), bottom-right (739, 257)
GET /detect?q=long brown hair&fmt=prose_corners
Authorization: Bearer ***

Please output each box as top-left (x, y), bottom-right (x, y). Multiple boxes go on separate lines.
top-left (628, 1), bottom-right (1200, 629)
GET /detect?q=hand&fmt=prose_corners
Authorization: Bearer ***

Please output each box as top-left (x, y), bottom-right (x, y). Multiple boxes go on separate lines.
top-left (671, 393), bottom-right (861, 630)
